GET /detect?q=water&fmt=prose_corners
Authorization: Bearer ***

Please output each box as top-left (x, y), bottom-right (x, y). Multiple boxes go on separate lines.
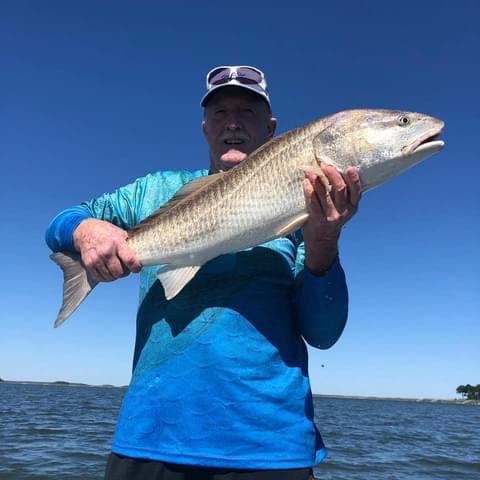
top-left (0, 384), bottom-right (119, 480)
top-left (313, 397), bottom-right (479, 479)
top-left (0, 384), bottom-right (479, 479)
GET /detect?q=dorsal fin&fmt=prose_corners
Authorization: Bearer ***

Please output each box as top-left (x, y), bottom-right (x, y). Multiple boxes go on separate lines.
top-left (169, 172), bottom-right (224, 202)
top-left (244, 124), bottom-right (310, 162)
top-left (130, 172), bottom-right (224, 234)
top-left (246, 131), bottom-right (291, 159)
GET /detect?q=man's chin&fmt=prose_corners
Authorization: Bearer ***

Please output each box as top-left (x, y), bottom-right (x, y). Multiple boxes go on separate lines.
top-left (219, 149), bottom-right (248, 170)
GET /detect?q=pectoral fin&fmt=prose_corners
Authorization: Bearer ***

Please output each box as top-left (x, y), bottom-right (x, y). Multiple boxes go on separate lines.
top-left (156, 265), bottom-right (202, 300)
top-left (297, 164), bottom-right (332, 193)
top-left (275, 213), bottom-right (309, 237)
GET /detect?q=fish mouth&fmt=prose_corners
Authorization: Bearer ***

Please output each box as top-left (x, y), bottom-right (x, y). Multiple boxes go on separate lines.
top-left (408, 126), bottom-right (445, 155)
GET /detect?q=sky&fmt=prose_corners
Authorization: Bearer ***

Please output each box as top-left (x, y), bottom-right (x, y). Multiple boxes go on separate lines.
top-left (1, 1), bottom-right (478, 400)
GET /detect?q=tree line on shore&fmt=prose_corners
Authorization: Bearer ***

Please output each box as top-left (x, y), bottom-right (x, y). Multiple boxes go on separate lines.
top-left (456, 384), bottom-right (480, 400)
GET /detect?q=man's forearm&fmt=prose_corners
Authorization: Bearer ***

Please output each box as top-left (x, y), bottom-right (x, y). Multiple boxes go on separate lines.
top-left (294, 256), bottom-right (349, 349)
top-left (304, 235), bottom-right (339, 276)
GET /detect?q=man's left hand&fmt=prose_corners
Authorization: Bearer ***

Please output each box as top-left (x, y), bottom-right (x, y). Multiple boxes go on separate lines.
top-left (302, 164), bottom-right (362, 275)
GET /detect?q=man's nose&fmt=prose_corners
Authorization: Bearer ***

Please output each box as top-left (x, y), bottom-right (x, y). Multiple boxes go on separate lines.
top-left (224, 112), bottom-right (242, 130)
top-left (226, 122), bottom-right (241, 131)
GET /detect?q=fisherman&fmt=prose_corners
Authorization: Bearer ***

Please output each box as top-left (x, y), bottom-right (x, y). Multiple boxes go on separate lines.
top-left (46, 65), bottom-right (362, 480)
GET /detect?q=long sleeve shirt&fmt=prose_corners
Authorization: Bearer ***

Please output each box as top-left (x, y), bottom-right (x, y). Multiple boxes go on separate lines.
top-left (45, 168), bottom-right (349, 468)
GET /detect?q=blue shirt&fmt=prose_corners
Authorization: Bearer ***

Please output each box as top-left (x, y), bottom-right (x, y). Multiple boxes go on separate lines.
top-left (46, 169), bottom-right (349, 468)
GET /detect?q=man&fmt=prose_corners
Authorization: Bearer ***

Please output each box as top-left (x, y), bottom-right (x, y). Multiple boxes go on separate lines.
top-left (46, 65), bottom-right (361, 480)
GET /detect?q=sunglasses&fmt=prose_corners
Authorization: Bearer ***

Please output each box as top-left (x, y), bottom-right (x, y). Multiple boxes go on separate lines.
top-left (206, 66), bottom-right (266, 89)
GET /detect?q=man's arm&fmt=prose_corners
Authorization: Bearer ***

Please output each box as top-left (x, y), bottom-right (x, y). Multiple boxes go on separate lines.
top-left (45, 178), bottom-right (146, 282)
top-left (293, 165), bottom-right (361, 349)
top-left (293, 249), bottom-right (348, 349)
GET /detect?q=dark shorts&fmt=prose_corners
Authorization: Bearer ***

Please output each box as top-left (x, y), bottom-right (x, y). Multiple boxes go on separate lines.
top-left (104, 453), bottom-right (315, 480)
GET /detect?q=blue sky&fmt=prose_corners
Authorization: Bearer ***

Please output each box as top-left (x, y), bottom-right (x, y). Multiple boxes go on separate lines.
top-left (1, 1), bottom-right (478, 399)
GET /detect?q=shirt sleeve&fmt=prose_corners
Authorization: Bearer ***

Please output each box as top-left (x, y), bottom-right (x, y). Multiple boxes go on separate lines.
top-left (292, 240), bottom-right (349, 349)
top-left (45, 205), bottom-right (94, 252)
top-left (45, 176), bottom-right (147, 253)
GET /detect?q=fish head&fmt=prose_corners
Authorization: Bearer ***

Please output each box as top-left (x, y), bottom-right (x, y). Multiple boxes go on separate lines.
top-left (313, 109), bottom-right (445, 191)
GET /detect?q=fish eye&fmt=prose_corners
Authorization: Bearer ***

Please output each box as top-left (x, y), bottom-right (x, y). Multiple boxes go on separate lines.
top-left (397, 115), bottom-right (410, 126)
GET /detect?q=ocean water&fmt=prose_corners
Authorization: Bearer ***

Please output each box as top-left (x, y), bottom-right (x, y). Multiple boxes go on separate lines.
top-left (0, 383), bottom-right (479, 479)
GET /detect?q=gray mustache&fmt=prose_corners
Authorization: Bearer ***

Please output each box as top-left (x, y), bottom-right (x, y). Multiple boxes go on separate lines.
top-left (220, 133), bottom-right (250, 142)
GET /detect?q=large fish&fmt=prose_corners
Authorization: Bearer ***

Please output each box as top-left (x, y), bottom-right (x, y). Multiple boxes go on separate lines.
top-left (51, 109), bottom-right (444, 327)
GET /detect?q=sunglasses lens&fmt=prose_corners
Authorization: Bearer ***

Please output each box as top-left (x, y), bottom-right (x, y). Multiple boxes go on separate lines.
top-left (208, 68), bottom-right (231, 86)
top-left (236, 67), bottom-right (263, 84)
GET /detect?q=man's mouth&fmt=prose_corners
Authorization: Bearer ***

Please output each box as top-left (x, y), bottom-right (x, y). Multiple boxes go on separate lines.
top-left (221, 132), bottom-right (249, 147)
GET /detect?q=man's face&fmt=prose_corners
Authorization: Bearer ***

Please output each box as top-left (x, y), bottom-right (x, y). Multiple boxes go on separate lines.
top-left (202, 88), bottom-right (277, 173)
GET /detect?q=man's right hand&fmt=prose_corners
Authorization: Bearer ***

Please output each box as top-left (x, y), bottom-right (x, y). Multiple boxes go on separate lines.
top-left (73, 219), bottom-right (142, 282)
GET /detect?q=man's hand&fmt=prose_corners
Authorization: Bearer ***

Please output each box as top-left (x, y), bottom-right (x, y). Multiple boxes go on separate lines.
top-left (73, 219), bottom-right (142, 282)
top-left (303, 164), bottom-right (362, 275)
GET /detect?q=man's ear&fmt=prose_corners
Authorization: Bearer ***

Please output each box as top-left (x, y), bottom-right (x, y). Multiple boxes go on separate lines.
top-left (268, 117), bottom-right (277, 138)
top-left (202, 120), bottom-right (207, 137)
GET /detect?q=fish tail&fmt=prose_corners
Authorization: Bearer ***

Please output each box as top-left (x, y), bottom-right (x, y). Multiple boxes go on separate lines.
top-left (50, 252), bottom-right (99, 327)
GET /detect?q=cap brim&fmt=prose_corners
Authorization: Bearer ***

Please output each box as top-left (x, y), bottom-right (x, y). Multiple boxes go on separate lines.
top-left (201, 83), bottom-right (270, 107)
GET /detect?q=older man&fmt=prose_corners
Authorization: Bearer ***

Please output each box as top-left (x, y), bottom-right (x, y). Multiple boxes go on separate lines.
top-left (46, 65), bottom-right (361, 480)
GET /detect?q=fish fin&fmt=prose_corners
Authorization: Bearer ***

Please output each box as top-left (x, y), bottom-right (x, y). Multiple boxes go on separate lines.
top-left (172, 172), bottom-right (224, 199)
top-left (156, 264), bottom-right (202, 300)
top-left (245, 132), bottom-right (289, 157)
top-left (276, 213), bottom-right (309, 237)
top-left (130, 173), bottom-right (224, 234)
top-left (297, 163), bottom-right (323, 176)
top-left (50, 252), bottom-right (99, 327)
top-left (298, 162), bottom-right (332, 193)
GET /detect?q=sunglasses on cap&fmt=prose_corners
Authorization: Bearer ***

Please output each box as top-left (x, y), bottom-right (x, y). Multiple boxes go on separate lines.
top-left (201, 65), bottom-right (271, 108)
top-left (206, 65), bottom-right (267, 89)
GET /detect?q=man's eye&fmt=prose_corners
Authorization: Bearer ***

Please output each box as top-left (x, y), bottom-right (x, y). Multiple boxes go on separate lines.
top-left (214, 110), bottom-right (225, 116)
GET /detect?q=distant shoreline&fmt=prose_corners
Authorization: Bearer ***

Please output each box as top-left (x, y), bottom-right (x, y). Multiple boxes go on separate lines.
top-left (1, 380), bottom-right (478, 405)
top-left (313, 393), bottom-right (480, 406)
top-left (0, 380), bottom-right (127, 388)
